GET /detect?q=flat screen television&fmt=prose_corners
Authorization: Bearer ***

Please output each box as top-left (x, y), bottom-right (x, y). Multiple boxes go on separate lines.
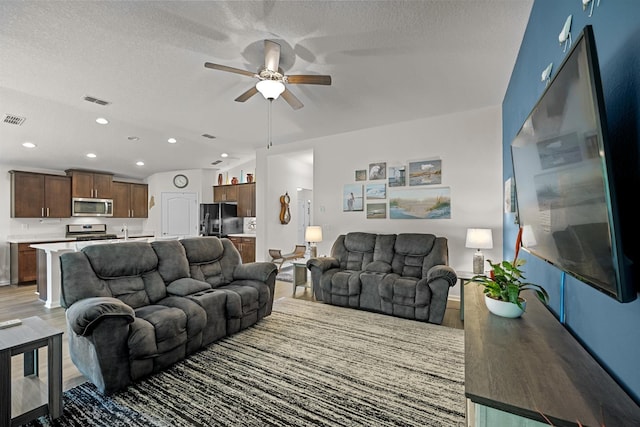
top-left (511, 25), bottom-right (635, 303)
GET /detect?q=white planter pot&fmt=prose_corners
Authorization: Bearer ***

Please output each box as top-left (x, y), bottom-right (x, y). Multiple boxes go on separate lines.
top-left (484, 294), bottom-right (526, 318)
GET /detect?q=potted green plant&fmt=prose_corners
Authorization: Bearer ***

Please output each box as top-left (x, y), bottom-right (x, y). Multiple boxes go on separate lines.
top-left (471, 258), bottom-right (549, 318)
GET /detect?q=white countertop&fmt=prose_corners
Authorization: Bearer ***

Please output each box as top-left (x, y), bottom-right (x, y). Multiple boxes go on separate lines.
top-left (9, 234), bottom-right (154, 244)
top-left (227, 233), bottom-right (256, 238)
top-left (31, 236), bottom-right (155, 252)
top-left (7, 235), bottom-right (75, 244)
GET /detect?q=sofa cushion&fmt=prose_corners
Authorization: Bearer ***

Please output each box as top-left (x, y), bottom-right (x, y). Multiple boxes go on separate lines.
top-left (83, 242), bottom-right (158, 278)
top-left (392, 234), bottom-right (436, 278)
top-left (130, 305), bottom-right (187, 358)
top-left (151, 240), bottom-right (190, 283)
top-left (82, 242), bottom-right (167, 307)
top-left (181, 237), bottom-right (225, 263)
top-left (332, 232), bottom-right (377, 271)
top-left (182, 238), bottom-right (240, 287)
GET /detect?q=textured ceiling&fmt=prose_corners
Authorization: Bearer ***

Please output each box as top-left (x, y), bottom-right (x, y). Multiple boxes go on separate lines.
top-left (0, 1), bottom-right (533, 179)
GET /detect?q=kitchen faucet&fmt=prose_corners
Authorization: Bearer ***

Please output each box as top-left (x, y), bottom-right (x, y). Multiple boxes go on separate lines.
top-left (122, 224), bottom-right (128, 240)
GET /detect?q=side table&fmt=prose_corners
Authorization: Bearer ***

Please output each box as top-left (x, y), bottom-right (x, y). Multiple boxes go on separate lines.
top-left (291, 259), bottom-right (313, 299)
top-left (0, 316), bottom-right (63, 427)
top-left (456, 270), bottom-right (482, 321)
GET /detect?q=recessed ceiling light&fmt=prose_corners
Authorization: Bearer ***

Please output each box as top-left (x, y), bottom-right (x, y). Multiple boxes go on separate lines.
top-left (128, 136), bottom-right (140, 141)
top-left (168, 138), bottom-right (177, 144)
top-left (221, 153), bottom-right (229, 158)
top-left (95, 117), bottom-right (109, 125)
top-left (22, 142), bottom-right (37, 148)
top-left (86, 153), bottom-right (97, 158)
top-left (136, 161), bottom-right (145, 166)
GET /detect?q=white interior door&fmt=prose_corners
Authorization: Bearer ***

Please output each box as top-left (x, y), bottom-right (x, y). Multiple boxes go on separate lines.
top-left (161, 192), bottom-right (199, 238)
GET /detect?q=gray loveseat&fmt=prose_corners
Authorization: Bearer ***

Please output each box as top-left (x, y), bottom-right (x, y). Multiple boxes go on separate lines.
top-left (307, 232), bottom-right (457, 324)
top-left (60, 236), bottom-right (277, 394)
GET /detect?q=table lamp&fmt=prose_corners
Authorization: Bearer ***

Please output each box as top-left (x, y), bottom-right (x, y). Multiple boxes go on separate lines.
top-left (305, 226), bottom-right (323, 258)
top-left (465, 228), bottom-right (493, 274)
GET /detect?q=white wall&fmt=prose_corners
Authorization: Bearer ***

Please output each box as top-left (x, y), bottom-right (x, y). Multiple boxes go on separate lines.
top-left (145, 168), bottom-right (218, 237)
top-left (257, 106), bottom-right (504, 299)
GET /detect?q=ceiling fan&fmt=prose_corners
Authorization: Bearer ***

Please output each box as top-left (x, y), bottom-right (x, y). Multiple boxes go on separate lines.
top-left (204, 40), bottom-right (332, 110)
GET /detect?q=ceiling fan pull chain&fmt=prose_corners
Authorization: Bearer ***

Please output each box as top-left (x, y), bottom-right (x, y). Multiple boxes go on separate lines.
top-left (267, 99), bottom-right (273, 148)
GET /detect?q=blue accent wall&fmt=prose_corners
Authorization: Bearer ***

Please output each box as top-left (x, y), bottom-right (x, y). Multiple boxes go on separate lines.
top-left (503, 0), bottom-right (640, 402)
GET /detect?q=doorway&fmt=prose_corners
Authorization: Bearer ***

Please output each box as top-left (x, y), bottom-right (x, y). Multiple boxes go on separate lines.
top-left (161, 192), bottom-right (199, 238)
top-left (297, 188), bottom-right (312, 246)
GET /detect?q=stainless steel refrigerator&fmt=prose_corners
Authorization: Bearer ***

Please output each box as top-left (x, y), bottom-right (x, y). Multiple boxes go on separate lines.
top-left (199, 203), bottom-right (243, 237)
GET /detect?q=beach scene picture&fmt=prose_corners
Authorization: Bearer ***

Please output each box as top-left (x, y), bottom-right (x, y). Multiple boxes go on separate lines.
top-left (409, 159), bottom-right (442, 186)
top-left (366, 183), bottom-right (386, 199)
top-left (366, 203), bottom-right (387, 219)
top-left (343, 184), bottom-right (364, 211)
top-left (389, 187), bottom-right (451, 219)
top-left (388, 166), bottom-right (406, 187)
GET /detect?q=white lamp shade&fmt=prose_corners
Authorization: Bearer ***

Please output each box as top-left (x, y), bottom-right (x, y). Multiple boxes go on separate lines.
top-left (256, 80), bottom-right (285, 99)
top-left (305, 226), bottom-right (323, 243)
top-left (465, 228), bottom-right (493, 249)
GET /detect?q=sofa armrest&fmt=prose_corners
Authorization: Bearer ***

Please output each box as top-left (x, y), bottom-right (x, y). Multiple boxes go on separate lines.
top-left (426, 265), bottom-right (458, 287)
top-left (307, 256), bottom-right (339, 272)
top-left (233, 262), bottom-right (278, 282)
top-left (66, 297), bottom-right (135, 337)
top-left (364, 260), bottom-right (392, 273)
top-left (424, 265), bottom-right (457, 324)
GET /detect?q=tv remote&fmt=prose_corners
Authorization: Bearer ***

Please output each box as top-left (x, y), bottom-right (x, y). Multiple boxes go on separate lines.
top-left (0, 319), bottom-right (22, 329)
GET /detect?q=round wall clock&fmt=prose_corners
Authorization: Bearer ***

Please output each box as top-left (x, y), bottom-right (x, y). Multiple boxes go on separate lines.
top-left (173, 174), bottom-right (189, 188)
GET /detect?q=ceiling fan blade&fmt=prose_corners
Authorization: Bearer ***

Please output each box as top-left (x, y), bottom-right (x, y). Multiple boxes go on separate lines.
top-left (264, 40), bottom-right (281, 72)
top-left (286, 74), bottom-right (332, 85)
top-left (235, 86), bottom-right (259, 102)
top-left (204, 62), bottom-right (256, 78)
top-left (281, 88), bottom-right (304, 110)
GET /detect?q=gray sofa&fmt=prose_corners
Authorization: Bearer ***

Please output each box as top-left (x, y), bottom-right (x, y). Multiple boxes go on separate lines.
top-left (307, 232), bottom-right (457, 324)
top-left (60, 236), bottom-right (277, 394)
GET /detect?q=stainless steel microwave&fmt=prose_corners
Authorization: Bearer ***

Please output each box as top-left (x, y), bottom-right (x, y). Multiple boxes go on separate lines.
top-left (72, 198), bottom-right (113, 217)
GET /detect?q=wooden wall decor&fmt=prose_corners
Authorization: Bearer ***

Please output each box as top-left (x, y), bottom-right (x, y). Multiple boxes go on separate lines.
top-left (279, 192), bottom-right (291, 224)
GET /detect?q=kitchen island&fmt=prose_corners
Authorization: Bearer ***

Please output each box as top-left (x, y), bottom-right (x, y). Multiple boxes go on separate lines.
top-left (31, 237), bottom-right (153, 309)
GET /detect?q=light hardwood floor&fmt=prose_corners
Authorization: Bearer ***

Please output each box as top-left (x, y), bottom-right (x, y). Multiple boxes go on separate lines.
top-left (1, 279), bottom-right (462, 417)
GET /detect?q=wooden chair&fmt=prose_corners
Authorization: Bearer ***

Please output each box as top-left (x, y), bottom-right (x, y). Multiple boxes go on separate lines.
top-left (269, 244), bottom-right (307, 270)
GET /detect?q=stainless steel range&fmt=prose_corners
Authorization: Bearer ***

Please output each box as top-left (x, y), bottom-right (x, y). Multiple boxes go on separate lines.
top-left (66, 224), bottom-right (117, 241)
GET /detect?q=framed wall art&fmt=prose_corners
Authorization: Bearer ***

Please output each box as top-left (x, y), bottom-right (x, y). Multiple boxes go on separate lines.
top-left (366, 183), bottom-right (386, 199)
top-left (368, 162), bottom-right (387, 180)
top-left (366, 203), bottom-right (387, 219)
top-left (355, 169), bottom-right (367, 181)
top-left (388, 165), bottom-right (406, 187)
top-left (388, 187), bottom-right (451, 219)
top-left (409, 159), bottom-right (442, 186)
top-left (343, 184), bottom-right (364, 211)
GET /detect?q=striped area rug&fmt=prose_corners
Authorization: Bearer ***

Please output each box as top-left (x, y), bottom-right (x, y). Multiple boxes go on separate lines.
top-left (25, 298), bottom-right (465, 427)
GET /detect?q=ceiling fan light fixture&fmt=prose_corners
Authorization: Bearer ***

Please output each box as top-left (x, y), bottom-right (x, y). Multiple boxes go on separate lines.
top-left (256, 80), bottom-right (285, 100)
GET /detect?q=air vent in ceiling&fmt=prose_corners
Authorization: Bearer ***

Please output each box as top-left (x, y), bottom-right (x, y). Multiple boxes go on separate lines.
top-left (202, 134), bottom-right (216, 139)
top-left (211, 160), bottom-right (222, 165)
top-left (3, 114), bottom-right (26, 126)
top-left (83, 95), bottom-right (111, 106)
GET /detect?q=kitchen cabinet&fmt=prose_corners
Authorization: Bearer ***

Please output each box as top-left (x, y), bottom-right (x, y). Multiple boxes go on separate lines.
top-left (10, 243), bottom-right (37, 285)
top-left (10, 171), bottom-right (71, 218)
top-left (214, 183), bottom-right (255, 217)
top-left (213, 184), bottom-right (238, 202)
top-left (66, 169), bottom-right (113, 199)
top-left (229, 236), bottom-right (255, 263)
top-left (112, 181), bottom-right (148, 218)
top-left (10, 240), bottom-right (65, 287)
top-left (237, 182), bottom-right (256, 217)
